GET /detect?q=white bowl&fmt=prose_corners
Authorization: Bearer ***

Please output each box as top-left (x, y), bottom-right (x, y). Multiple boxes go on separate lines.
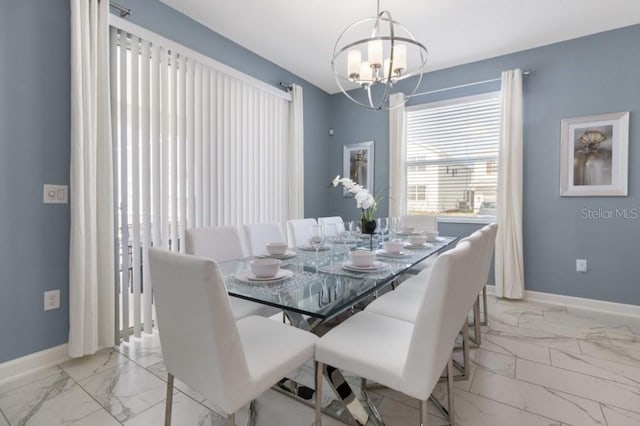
top-left (350, 250), bottom-right (376, 267)
top-left (408, 235), bottom-right (428, 246)
top-left (265, 242), bottom-right (288, 255)
top-left (383, 241), bottom-right (404, 253)
top-left (401, 226), bottom-right (414, 234)
top-left (250, 258), bottom-right (281, 278)
top-left (424, 231), bottom-right (439, 242)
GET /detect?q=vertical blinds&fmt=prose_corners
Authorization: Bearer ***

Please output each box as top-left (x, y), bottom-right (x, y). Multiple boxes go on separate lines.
top-left (406, 92), bottom-right (501, 216)
top-left (110, 27), bottom-right (289, 340)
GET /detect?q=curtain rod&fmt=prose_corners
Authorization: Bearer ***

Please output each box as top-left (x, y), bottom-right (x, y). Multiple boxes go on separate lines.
top-left (110, 1), bottom-right (131, 17)
top-left (408, 69), bottom-right (531, 99)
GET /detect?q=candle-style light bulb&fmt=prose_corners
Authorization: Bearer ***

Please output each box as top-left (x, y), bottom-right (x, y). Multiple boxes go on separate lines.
top-left (347, 50), bottom-right (362, 80)
top-left (392, 44), bottom-right (407, 74)
top-left (368, 39), bottom-right (383, 67)
top-left (360, 61), bottom-right (372, 84)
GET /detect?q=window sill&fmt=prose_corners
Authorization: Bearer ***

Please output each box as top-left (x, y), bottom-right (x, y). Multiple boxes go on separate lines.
top-left (437, 215), bottom-right (495, 225)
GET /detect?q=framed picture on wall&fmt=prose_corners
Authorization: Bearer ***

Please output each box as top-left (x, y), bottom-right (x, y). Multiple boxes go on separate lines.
top-left (343, 141), bottom-right (374, 197)
top-left (560, 111), bottom-right (629, 196)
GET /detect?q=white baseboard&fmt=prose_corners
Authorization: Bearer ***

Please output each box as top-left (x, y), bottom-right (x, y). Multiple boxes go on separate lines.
top-left (0, 344), bottom-right (70, 385)
top-left (486, 285), bottom-right (640, 319)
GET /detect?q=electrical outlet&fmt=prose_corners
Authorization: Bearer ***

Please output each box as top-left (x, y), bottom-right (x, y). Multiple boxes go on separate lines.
top-left (576, 259), bottom-right (587, 272)
top-left (44, 290), bottom-right (60, 311)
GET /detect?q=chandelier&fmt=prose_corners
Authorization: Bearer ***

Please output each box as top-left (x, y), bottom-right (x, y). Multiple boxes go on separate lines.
top-left (331, 0), bottom-right (428, 110)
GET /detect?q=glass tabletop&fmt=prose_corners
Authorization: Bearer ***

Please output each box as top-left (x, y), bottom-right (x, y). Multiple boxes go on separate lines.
top-left (218, 236), bottom-right (458, 322)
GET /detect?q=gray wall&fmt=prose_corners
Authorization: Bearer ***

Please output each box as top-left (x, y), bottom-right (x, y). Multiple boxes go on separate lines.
top-left (0, 0), bottom-right (71, 364)
top-left (328, 24), bottom-right (640, 305)
top-left (0, 0), bottom-right (332, 364)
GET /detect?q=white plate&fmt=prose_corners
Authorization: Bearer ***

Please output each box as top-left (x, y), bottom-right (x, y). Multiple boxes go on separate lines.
top-left (396, 232), bottom-right (418, 237)
top-left (375, 249), bottom-right (409, 257)
top-left (257, 250), bottom-right (297, 259)
top-left (234, 269), bottom-right (294, 283)
top-left (342, 261), bottom-right (389, 272)
top-left (404, 242), bottom-right (432, 249)
top-left (298, 245), bottom-right (331, 252)
top-left (427, 237), bottom-right (446, 243)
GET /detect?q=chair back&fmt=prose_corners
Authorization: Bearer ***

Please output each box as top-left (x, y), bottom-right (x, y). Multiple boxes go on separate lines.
top-left (400, 214), bottom-right (437, 233)
top-left (148, 248), bottom-right (250, 414)
top-left (185, 226), bottom-right (245, 261)
top-left (401, 239), bottom-right (483, 399)
top-left (243, 222), bottom-right (286, 256)
top-left (478, 223), bottom-right (498, 289)
top-left (286, 218), bottom-right (318, 248)
top-left (317, 216), bottom-right (345, 233)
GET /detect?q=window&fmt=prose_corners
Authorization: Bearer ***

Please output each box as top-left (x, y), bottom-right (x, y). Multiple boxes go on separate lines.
top-left (406, 92), bottom-right (500, 218)
top-left (110, 26), bottom-right (291, 339)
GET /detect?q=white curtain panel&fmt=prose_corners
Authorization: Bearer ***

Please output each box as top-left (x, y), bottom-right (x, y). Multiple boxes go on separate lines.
top-left (388, 92), bottom-right (407, 217)
top-left (288, 84), bottom-right (304, 219)
top-left (495, 69), bottom-right (525, 299)
top-left (69, 0), bottom-right (115, 357)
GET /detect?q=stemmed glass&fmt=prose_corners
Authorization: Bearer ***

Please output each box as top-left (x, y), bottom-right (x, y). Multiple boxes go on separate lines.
top-left (377, 217), bottom-right (389, 244)
top-left (389, 216), bottom-right (400, 241)
top-left (349, 221), bottom-right (361, 248)
top-left (309, 224), bottom-right (325, 275)
top-left (324, 223), bottom-right (339, 261)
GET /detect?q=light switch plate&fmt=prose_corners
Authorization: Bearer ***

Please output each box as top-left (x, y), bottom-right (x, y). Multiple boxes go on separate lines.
top-left (43, 184), bottom-right (68, 204)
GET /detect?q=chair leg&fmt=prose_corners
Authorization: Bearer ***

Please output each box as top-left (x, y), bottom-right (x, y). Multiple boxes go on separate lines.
top-left (420, 398), bottom-right (428, 426)
top-left (245, 400), bottom-right (256, 426)
top-left (315, 361), bottom-right (323, 426)
top-left (461, 321), bottom-right (469, 380)
top-left (164, 373), bottom-right (174, 426)
top-left (447, 356), bottom-right (456, 426)
top-left (473, 295), bottom-right (482, 347)
top-left (481, 285), bottom-right (488, 326)
top-left (227, 412), bottom-right (235, 426)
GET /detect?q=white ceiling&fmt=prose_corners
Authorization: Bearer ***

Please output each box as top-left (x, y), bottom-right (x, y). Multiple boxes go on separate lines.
top-left (160, 0), bottom-right (640, 94)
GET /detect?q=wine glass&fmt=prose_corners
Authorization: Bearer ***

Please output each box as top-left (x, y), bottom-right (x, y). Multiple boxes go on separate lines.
top-left (309, 224), bottom-right (325, 275)
top-left (324, 223), bottom-right (339, 261)
top-left (325, 223), bottom-right (338, 245)
top-left (349, 221), bottom-right (362, 247)
top-left (377, 217), bottom-right (389, 243)
top-left (389, 216), bottom-right (400, 241)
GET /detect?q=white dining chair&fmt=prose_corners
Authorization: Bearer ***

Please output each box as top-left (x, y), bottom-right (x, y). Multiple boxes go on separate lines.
top-left (148, 248), bottom-right (318, 426)
top-left (366, 232), bottom-right (486, 379)
top-left (243, 222), bottom-right (287, 256)
top-left (286, 218), bottom-right (318, 248)
top-left (314, 241), bottom-right (480, 426)
top-left (317, 216), bottom-right (345, 233)
top-left (400, 214), bottom-right (438, 233)
top-left (480, 223), bottom-right (498, 325)
top-left (185, 226), bottom-right (280, 319)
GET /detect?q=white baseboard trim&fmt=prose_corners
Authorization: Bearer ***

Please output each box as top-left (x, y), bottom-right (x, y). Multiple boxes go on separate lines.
top-left (486, 285), bottom-right (640, 319)
top-left (0, 344), bottom-right (70, 385)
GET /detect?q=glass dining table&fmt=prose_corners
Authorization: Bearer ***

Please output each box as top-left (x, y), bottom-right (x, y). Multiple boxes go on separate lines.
top-left (217, 235), bottom-right (458, 425)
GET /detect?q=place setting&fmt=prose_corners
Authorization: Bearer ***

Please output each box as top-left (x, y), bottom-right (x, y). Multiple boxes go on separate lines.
top-left (234, 259), bottom-right (294, 284)
top-left (375, 240), bottom-right (412, 259)
top-left (403, 234), bottom-right (434, 250)
top-left (255, 242), bottom-right (297, 260)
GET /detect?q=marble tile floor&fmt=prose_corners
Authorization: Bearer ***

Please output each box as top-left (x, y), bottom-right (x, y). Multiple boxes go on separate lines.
top-left (1, 296), bottom-right (640, 425)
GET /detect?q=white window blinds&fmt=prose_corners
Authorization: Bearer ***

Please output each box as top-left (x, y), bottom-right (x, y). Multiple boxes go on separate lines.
top-left (406, 92), bottom-right (500, 217)
top-left (110, 25), bottom-right (290, 339)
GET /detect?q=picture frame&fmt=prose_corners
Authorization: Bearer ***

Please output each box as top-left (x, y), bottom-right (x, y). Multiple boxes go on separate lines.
top-left (560, 111), bottom-right (629, 196)
top-left (343, 141), bottom-right (374, 197)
